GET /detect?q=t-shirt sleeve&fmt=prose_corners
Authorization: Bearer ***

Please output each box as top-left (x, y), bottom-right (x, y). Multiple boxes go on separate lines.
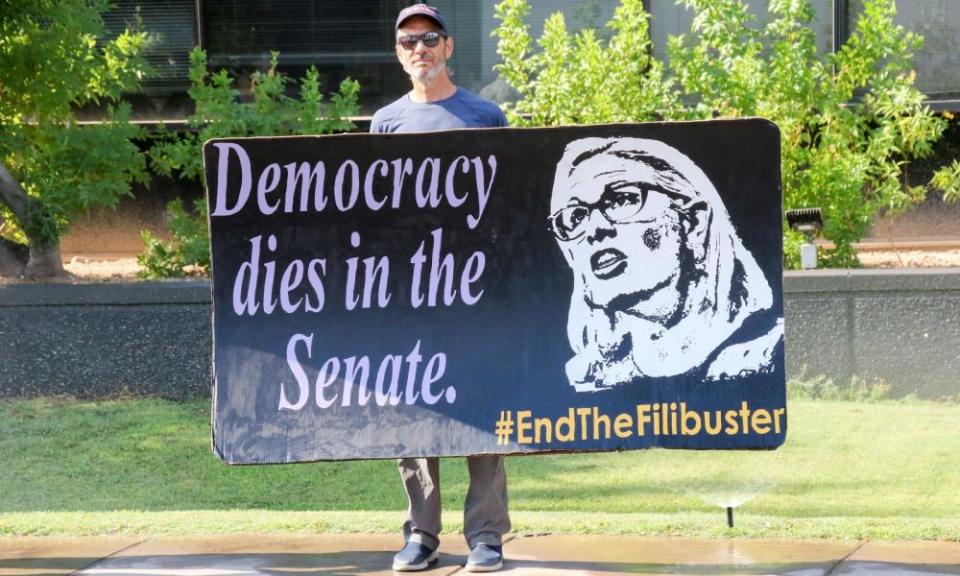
top-left (481, 102), bottom-right (508, 128)
top-left (463, 91), bottom-right (508, 128)
top-left (495, 106), bottom-right (508, 128)
top-left (369, 110), bottom-right (385, 133)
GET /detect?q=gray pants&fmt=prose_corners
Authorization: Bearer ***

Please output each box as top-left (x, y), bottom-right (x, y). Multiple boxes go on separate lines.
top-left (398, 455), bottom-right (510, 549)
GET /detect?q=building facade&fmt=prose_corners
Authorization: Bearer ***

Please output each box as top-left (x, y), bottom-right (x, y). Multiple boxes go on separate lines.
top-left (102, 0), bottom-right (960, 118)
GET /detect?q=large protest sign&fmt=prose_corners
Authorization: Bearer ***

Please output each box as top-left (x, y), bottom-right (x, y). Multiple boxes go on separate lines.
top-left (205, 120), bottom-right (785, 464)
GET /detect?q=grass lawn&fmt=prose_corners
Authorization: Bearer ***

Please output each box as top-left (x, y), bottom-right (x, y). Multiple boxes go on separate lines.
top-left (0, 396), bottom-right (958, 540)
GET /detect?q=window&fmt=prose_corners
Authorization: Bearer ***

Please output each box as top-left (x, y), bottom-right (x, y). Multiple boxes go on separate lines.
top-left (103, 0), bottom-right (198, 93)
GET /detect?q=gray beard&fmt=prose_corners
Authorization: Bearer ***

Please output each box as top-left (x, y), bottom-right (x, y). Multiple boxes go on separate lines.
top-left (406, 61), bottom-right (444, 84)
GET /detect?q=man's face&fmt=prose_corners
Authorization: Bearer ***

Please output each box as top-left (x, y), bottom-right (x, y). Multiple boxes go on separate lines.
top-left (551, 149), bottom-right (703, 321)
top-left (396, 16), bottom-right (453, 84)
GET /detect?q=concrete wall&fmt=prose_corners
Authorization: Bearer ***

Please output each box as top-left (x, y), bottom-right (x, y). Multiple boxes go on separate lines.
top-left (0, 282), bottom-right (211, 398)
top-left (784, 269), bottom-right (960, 399)
top-left (2, 270), bottom-right (958, 399)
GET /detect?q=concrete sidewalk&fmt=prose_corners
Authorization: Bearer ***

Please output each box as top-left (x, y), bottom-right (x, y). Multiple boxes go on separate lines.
top-left (2, 534), bottom-right (959, 575)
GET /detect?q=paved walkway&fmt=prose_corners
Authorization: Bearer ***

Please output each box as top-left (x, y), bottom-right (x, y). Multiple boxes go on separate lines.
top-left (2, 534), bottom-right (959, 575)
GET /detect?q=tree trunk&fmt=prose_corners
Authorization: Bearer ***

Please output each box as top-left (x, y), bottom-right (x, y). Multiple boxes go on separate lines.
top-left (26, 242), bottom-right (66, 278)
top-left (0, 237), bottom-right (27, 278)
top-left (0, 160), bottom-right (67, 278)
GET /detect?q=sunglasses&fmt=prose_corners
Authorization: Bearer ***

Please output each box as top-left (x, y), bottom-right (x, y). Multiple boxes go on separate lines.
top-left (397, 31), bottom-right (447, 50)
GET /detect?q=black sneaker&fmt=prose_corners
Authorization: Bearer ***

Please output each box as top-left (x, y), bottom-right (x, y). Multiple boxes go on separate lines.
top-left (392, 541), bottom-right (439, 572)
top-left (465, 543), bottom-right (503, 572)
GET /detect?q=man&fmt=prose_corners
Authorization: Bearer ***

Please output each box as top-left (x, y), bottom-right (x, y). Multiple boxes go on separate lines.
top-left (548, 137), bottom-right (784, 391)
top-left (370, 4), bottom-right (510, 573)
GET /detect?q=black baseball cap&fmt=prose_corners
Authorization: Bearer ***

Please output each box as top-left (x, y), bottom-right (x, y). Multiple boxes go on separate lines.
top-left (396, 4), bottom-right (447, 33)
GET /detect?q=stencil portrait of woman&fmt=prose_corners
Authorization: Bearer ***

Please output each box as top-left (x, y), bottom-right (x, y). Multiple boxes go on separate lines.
top-left (548, 137), bottom-right (784, 392)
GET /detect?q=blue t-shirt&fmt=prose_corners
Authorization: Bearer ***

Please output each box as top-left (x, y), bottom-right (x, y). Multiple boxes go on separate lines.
top-left (370, 88), bottom-right (508, 133)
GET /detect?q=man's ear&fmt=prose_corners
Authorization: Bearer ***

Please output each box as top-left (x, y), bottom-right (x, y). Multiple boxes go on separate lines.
top-left (681, 200), bottom-right (710, 259)
top-left (445, 35), bottom-right (454, 59)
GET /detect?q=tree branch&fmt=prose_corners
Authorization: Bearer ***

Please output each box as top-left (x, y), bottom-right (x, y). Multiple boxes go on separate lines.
top-left (0, 161), bottom-right (31, 221)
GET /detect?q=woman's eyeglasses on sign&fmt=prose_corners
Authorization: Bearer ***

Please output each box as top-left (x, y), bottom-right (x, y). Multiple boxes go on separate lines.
top-left (547, 184), bottom-right (684, 241)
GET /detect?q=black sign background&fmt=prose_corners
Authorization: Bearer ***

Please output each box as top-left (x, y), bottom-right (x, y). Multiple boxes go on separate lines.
top-left (205, 120), bottom-right (785, 464)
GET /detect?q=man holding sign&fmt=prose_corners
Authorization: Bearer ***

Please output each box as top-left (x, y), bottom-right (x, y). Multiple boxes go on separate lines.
top-left (201, 4), bottom-right (786, 569)
top-left (371, 4), bottom-right (510, 573)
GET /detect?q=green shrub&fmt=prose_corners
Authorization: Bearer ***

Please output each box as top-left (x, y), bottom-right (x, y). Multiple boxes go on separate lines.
top-left (141, 48), bottom-right (360, 277)
top-left (668, 0), bottom-right (957, 266)
top-left (932, 157), bottom-right (960, 203)
top-left (493, 0), bottom-right (681, 126)
top-left (493, 0), bottom-right (960, 268)
top-left (137, 198), bottom-right (209, 278)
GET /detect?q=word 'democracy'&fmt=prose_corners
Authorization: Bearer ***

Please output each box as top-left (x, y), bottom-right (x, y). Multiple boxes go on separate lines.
top-left (207, 139), bottom-right (502, 414)
top-left (209, 142), bottom-right (497, 228)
